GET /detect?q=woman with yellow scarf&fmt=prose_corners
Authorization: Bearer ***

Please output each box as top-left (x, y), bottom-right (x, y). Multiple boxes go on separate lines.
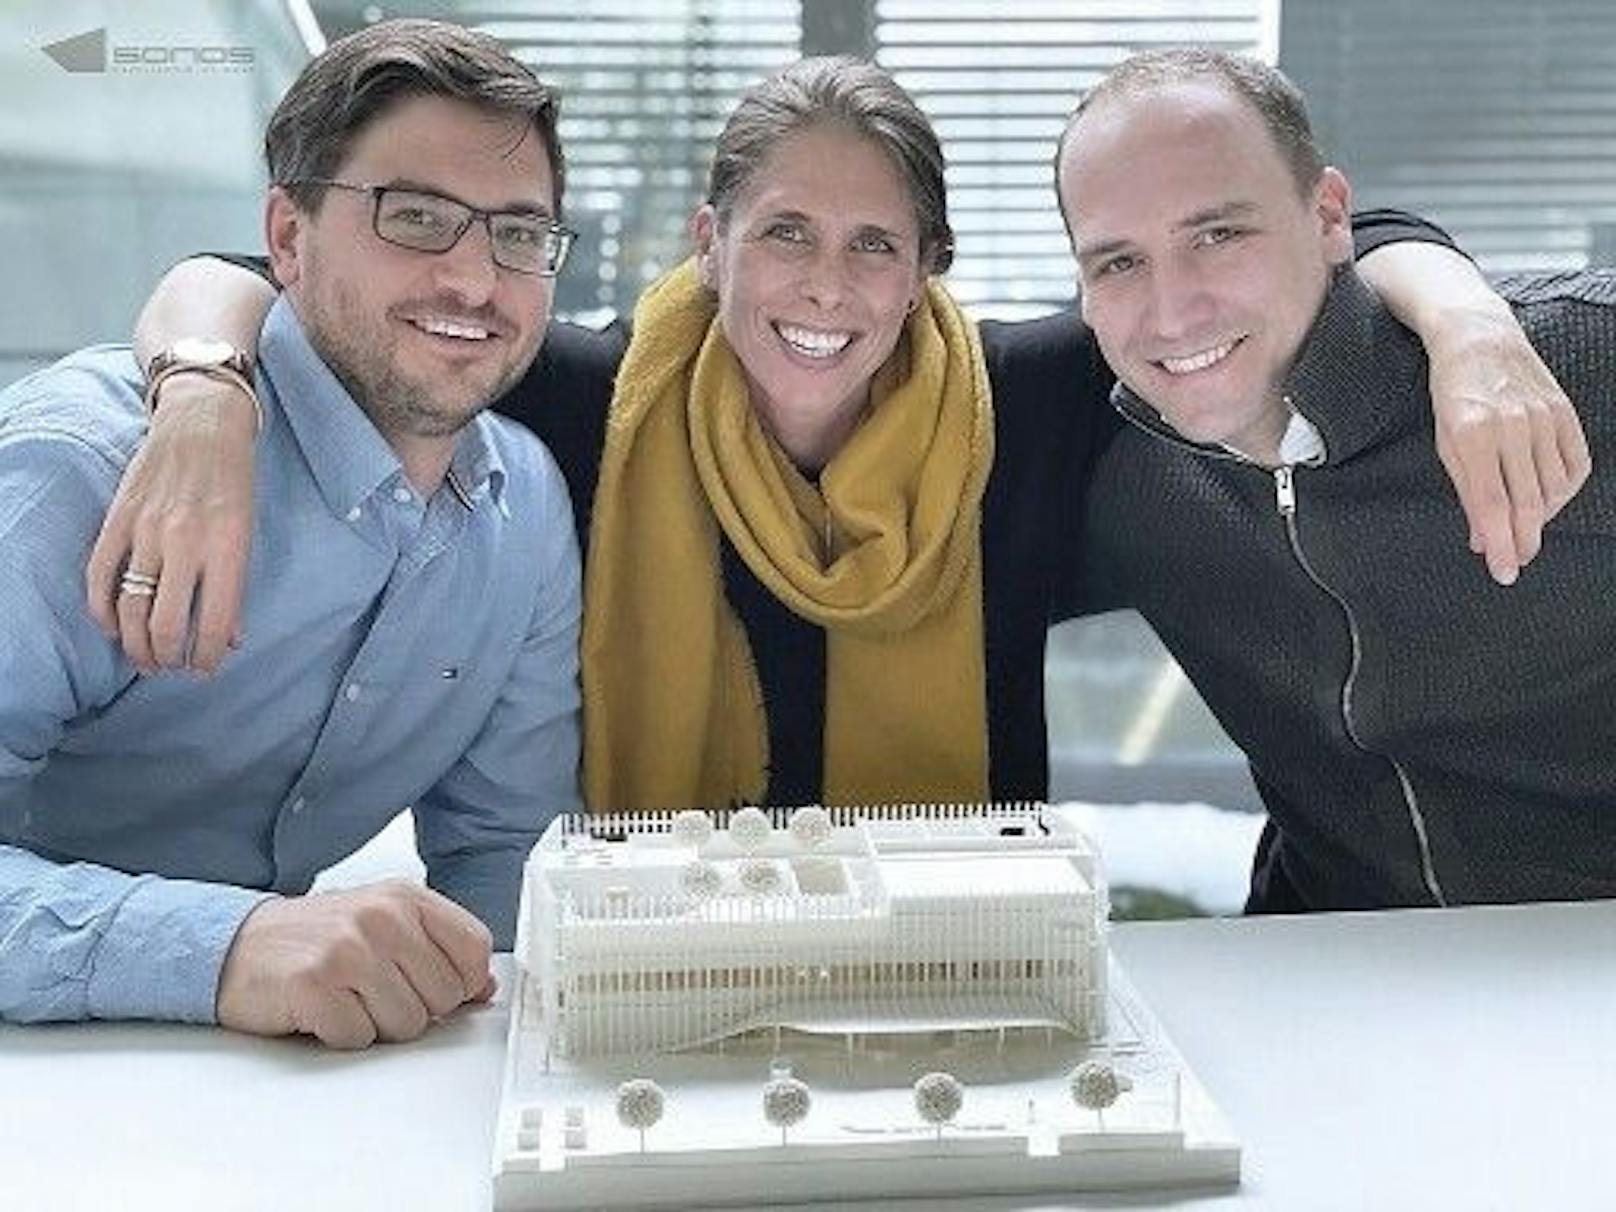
top-left (96, 58), bottom-right (1583, 814)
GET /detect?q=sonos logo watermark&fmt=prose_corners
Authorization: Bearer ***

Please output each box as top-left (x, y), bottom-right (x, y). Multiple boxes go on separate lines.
top-left (41, 28), bottom-right (256, 75)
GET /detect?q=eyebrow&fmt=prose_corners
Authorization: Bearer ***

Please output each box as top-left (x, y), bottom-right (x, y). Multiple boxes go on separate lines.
top-left (383, 177), bottom-right (554, 218)
top-left (1075, 200), bottom-right (1260, 266)
top-left (757, 208), bottom-right (908, 241)
top-left (1075, 235), bottom-right (1132, 266)
top-left (1176, 200), bottom-right (1259, 230)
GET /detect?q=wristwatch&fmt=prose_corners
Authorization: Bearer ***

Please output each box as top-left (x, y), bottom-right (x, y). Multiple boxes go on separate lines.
top-left (146, 337), bottom-right (253, 383)
top-left (144, 338), bottom-right (262, 431)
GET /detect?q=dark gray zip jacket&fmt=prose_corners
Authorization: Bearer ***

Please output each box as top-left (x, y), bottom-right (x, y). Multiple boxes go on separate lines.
top-left (1080, 267), bottom-right (1616, 912)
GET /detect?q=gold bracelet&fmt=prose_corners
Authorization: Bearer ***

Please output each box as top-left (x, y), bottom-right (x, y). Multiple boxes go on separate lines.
top-left (143, 363), bottom-right (264, 435)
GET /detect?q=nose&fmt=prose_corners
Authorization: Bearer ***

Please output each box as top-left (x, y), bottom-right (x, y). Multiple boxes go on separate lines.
top-left (430, 216), bottom-right (500, 307)
top-left (1145, 255), bottom-right (1215, 344)
top-left (799, 245), bottom-right (849, 310)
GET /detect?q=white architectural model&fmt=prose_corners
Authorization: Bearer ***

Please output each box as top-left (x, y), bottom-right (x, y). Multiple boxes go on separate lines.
top-left (495, 803), bottom-right (1239, 1209)
top-left (525, 802), bottom-right (1106, 1060)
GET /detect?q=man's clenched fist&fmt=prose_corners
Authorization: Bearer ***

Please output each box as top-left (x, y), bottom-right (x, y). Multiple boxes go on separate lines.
top-left (216, 880), bottom-right (495, 1049)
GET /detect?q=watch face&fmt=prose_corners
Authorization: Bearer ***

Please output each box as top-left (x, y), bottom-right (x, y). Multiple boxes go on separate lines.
top-left (170, 337), bottom-right (239, 366)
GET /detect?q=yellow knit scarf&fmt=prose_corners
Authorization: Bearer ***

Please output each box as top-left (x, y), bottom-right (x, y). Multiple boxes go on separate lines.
top-left (582, 259), bottom-right (993, 810)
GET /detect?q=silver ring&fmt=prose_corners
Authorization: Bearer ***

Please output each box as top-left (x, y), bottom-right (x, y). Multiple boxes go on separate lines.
top-left (119, 578), bottom-right (158, 598)
top-left (121, 570), bottom-right (159, 588)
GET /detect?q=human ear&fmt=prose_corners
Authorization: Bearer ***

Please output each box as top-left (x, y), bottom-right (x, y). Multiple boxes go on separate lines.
top-left (689, 204), bottom-right (719, 288)
top-left (1314, 167), bottom-right (1354, 266)
top-left (265, 187), bottom-right (304, 288)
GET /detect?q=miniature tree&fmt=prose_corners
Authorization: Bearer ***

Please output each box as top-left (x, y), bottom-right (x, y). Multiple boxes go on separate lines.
top-left (913, 1072), bottom-right (964, 1140)
top-left (615, 1078), bottom-right (666, 1152)
top-left (1069, 1059), bottom-right (1131, 1130)
top-left (671, 808), bottom-right (715, 849)
top-left (679, 858), bottom-right (723, 901)
top-left (728, 806), bottom-right (773, 852)
top-left (762, 1075), bottom-right (812, 1145)
top-left (787, 805), bottom-right (834, 849)
top-left (739, 858), bottom-right (785, 896)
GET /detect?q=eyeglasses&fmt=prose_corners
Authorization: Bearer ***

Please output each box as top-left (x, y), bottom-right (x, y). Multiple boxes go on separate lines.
top-left (292, 179), bottom-right (575, 276)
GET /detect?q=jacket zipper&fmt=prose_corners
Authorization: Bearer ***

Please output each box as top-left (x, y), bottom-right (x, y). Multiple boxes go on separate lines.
top-left (1109, 397), bottom-right (1450, 905)
top-left (1272, 465), bottom-right (1448, 907)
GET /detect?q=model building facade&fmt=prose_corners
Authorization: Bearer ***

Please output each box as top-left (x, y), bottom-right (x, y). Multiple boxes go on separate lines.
top-left (516, 803), bottom-right (1110, 1059)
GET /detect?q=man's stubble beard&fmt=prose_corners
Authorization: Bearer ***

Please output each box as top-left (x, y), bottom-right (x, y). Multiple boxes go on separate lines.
top-left (299, 271), bottom-right (541, 442)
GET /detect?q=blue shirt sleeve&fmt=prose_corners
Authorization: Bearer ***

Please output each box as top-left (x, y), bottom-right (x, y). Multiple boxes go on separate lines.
top-left (0, 405), bottom-right (268, 1024)
top-left (412, 441), bottom-right (583, 949)
top-left (0, 844), bottom-right (268, 1023)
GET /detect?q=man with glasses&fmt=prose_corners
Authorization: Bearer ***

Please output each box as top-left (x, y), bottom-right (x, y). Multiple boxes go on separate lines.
top-left (0, 20), bottom-right (580, 1048)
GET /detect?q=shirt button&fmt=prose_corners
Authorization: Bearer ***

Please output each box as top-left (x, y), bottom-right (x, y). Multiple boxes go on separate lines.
top-left (289, 796), bottom-right (306, 815)
top-left (344, 683), bottom-right (362, 702)
top-left (393, 486), bottom-right (414, 505)
top-left (346, 506), bottom-right (362, 522)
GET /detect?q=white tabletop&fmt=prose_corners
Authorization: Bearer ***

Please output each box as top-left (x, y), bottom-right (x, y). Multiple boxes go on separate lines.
top-left (5, 900), bottom-right (1614, 1212)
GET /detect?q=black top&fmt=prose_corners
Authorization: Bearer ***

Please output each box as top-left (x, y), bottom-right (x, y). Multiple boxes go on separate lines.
top-left (217, 208), bottom-right (1451, 805)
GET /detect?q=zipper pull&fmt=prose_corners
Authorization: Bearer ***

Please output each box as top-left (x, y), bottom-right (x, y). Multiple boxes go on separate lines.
top-left (1274, 465), bottom-right (1296, 516)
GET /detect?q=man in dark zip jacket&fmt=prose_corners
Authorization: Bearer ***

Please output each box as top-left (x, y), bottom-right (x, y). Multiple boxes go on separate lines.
top-left (1058, 48), bottom-right (1615, 913)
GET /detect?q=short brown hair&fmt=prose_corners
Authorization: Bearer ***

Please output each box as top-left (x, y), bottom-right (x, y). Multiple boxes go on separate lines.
top-left (265, 18), bottom-right (565, 214)
top-left (707, 57), bottom-right (954, 274)
top-left (1057, 49), bottom-right (1325, 221)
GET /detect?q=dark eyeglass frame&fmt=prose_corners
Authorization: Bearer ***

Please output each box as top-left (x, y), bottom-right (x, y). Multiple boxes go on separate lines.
top-left (290, 178), bottom-right (575, 276)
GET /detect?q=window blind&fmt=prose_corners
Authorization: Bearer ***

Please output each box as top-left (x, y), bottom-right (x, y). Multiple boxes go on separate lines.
top-left (1282, 0), bottom-right (1616, 270)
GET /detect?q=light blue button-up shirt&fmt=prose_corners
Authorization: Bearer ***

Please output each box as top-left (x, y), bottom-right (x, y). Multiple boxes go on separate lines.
top-left (0, 297), bottom-right (581, 1025)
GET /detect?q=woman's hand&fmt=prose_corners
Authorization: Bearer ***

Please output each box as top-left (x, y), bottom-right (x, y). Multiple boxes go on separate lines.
top-left (87, 374), bottom-right (259, 673)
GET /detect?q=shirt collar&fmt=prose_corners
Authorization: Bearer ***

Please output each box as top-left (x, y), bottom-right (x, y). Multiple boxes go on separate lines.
top-left (257, 296), bottom-right (508, 518)
top-left (1225, 409), bottom-right (1325, 466)
top-left (447, 410), bottom-right (507, 510)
